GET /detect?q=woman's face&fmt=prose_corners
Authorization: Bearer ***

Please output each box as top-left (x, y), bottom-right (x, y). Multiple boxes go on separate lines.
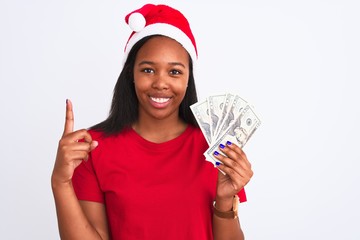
top-left (133, 36), bottom-right (190, 122)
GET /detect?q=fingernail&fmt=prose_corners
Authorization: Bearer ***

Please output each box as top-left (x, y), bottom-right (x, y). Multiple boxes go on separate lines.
top-left (215, 161), bottom-right (221, 166)
top-left (214, 151), bottom-right (219, 156)
top-left (66, 99), bottom-right (68, 104)
top-left (92, 140), bottom-right (99, 148)
top-left (226, 141), bottom-right (232, 145)
top-left (219, 143), bottom-right (225, 149)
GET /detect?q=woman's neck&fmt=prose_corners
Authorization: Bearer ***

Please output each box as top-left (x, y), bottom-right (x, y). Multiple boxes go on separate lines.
top-left (132, 117), bottom-right (187, 143)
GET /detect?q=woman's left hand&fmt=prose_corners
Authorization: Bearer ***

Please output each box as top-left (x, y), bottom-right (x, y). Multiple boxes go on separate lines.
top-left (213, 141), bottom-right (253, 203)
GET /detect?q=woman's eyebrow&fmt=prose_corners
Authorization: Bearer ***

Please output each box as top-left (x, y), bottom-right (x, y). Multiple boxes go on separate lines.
top-left (138, 60), bottom-right (186, 68)
top-left (168, 62), bottom-right (186, 68)
top-left (137, 60), bottom-right (155, 66)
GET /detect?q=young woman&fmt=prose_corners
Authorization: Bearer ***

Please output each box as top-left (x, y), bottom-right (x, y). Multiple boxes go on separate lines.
top-left (51, 4), bottom-right (253, 240)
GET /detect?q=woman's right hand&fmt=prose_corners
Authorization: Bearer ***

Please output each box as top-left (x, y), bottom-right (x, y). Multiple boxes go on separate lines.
top-left (51, 99), bottom-right (98, 187)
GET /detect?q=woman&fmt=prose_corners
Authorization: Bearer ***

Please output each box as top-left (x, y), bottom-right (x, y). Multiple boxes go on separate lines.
top-left (51, 4), bottom-right (253, 240)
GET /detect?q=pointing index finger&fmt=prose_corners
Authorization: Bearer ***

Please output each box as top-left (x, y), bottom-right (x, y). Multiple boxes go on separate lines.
top-left (63, 99), bottom-right (74, 136)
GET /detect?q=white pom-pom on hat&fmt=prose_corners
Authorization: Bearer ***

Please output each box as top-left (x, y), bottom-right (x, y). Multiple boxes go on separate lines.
top-left (128, 12), bottom-right (146, 32)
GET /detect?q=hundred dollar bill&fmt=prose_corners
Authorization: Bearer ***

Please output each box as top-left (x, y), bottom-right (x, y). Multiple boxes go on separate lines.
top-left (214, 94), bottom-right (248, 140)
top-left (208, 94), bottom-right (226, 141)
top-left (204, 105), bottom-right (261, 165)
top-left (213, 93), bottom-right (234, 139)
top-left (190, 99), bottom-right (212, 144)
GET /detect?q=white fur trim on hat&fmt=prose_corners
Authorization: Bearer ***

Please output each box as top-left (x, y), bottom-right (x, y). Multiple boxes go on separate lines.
top-left (123, 23), bottom-right (197, 65)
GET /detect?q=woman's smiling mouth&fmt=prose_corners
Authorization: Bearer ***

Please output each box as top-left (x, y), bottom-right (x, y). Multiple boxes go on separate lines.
top-left (149, 96), bottom-right (171, 108)
top-left (150, 97), bottom-right (170, 103)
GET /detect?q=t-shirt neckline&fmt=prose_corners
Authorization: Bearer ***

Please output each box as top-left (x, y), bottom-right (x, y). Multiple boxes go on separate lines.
top-left (127, 125), bottom-right (194, 152)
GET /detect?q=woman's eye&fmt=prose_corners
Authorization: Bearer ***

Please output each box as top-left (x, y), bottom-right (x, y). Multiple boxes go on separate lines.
top-left (142, 68), bottom-right (154, 73)
top-left (170, 69), bottom-right (181, 75)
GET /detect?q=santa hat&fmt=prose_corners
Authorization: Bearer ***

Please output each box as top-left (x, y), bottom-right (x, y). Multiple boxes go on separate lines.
top-left (123, 4), bottom-right (198, 64)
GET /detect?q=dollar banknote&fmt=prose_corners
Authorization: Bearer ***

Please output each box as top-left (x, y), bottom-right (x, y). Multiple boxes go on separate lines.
top-left (214, 94), bottom-right (247, 140)
top-left (190, 93), bottom-right (261, 167)
top-left (204, 105), bottom-right (261, 165)
top-left (207, 94), bottom-right (226, 141)
top-left (212, 93), bottom-right (234, 139)
top-left (190, 99), bottom-right (212, 144)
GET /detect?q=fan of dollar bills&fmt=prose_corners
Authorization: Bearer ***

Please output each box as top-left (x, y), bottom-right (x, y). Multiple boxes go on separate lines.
top-left (190, 93), bottom-right (261, 167)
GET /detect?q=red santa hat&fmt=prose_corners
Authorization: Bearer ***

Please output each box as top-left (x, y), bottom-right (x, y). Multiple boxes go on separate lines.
top-left (123, 4), bottom-right (198, 64)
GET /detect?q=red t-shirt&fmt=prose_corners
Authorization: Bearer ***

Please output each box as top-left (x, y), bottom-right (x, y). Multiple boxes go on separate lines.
top-left (72, 125), bottom-right (246, 239)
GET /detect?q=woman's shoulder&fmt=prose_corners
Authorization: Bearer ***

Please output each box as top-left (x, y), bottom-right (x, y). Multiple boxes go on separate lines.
top-left (87, 128), bottom-right (106, 140)
top-left (87, 128), bottom-right (131, 141)
top-left (187, 125), bottom-right (208, 144)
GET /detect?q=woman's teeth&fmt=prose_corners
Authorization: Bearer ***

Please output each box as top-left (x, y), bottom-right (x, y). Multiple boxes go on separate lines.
top-left (151, 97), bottom-right (170, 103)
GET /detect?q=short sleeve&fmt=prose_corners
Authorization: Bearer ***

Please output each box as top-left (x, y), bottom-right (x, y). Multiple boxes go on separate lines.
top-left (238, 188), bottom-right (247, 203)
top-left (72, 154), bottom-right (104, 203)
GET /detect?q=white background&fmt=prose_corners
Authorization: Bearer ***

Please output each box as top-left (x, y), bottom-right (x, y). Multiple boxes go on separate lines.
top-left (1, 0), bottom-right (359, 239)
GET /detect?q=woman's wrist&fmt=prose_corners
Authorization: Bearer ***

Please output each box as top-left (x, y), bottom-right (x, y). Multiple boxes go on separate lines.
top-left (214, 196), bottom-right (234, 212)
top-left (213, 195), bottom-right (239, 219)
top-left (51, 174), bottom-right (73, 191)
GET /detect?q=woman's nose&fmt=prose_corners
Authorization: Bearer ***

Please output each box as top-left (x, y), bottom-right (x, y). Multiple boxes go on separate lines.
top-left (152, 72), bottom-right (169, 90)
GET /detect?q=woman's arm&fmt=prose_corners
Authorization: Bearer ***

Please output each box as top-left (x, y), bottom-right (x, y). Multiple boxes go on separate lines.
top-left (212, 141), bottom-right (253, 240)
top-left (51, 99), bottom-right (109, 239)
top-left (52, 182), bottom-right (109, 240)
top-left (212, 196), bottom-right (244, 240)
